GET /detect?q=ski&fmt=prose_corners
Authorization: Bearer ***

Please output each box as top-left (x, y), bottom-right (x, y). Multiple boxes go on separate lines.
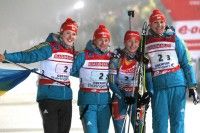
top-left (134, 21), bottom-right (149, 133)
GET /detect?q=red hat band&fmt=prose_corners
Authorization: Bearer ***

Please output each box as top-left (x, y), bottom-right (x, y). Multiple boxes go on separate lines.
top-left (124, 30), bottom-right (140, 42)
top-left (149, 9), bottom-right (166, 24)
top-left (60, 18), bottom-right (78, 34)
top-left (93, 24), bottom-right (111, 40)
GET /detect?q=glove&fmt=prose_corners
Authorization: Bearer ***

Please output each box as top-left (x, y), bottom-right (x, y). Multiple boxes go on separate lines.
top-left (135, 51), bottom-right (149, 64)
top-left (125, 96), bottom-right (135, 105)
top-left (137, 92), bottom-right (151, 107)
top-left (189, 87), bottom-right (200, 105)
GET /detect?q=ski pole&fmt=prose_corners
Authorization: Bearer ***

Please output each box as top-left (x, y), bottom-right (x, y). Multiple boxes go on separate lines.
top-left (126, 10), bottom-right (135, 133)
top-left (128, 10), bottom-right (134, 30)
top-left (120, 105), bottom-right (130, 133)
top-left (4, 59), bottom-right (69, 86)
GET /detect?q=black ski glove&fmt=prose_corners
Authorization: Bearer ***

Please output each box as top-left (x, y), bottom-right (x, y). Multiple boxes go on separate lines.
top-left (137, 92), bottom-right (151, 107)
top-left (189, 87), bottom-right (200, 105)
top-left (125, 96), bottom-right (135, 105)
top-left (135, 51), bottom-right (149, 64)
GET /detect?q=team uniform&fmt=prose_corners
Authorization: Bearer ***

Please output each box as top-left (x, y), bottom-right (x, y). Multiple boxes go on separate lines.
top-left (3, 17), bottom-right (78, 133)
top-left (4, 33), bottom-right (75, 133)
top-left (109, 49), bottom-right (139, 133)
top-left (108, 30), bottom-right (147, 133)
top-left (146, 30), bottom-right (197, 133)
top-left (71, 40), bottom-right (111, 133)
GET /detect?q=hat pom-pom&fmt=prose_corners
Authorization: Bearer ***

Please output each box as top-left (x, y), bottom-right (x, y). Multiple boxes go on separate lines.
top-left (98, 24), bottom-right (106, 29)
top-left (152, 9), bottom-right (161, 14)
top-left (65, 18), bottom-right (73, 23)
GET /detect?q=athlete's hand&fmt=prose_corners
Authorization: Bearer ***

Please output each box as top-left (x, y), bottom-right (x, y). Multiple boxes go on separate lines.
top-left (125, 96), bottom-right (135, 105)
top-left (135, 51), bottom-right (149, 64)
top-left (137, 92), bottom-right (151, 107)
top-left (0, 54), bottom-right (5, 62)
top-left (189, 87), bottom-right (200, 105)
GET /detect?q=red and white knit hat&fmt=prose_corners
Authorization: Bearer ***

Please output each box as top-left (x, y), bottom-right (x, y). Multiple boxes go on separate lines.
top-left (93, 24), bottom-right (111, 40)
top-left (124, 30), bottom-right (140, 42)
top-left (60, 18), bottom-right (78, 34)
top-left (149, 9), bottom-right (166, 24)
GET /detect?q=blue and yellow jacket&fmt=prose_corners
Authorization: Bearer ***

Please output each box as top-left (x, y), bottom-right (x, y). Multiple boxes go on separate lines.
top-left (146, 30), bottom-right (197, 93)
top-left (70, 40), bottom-right (111, 105)
top-left (4, 33), bottom-right (73, 101)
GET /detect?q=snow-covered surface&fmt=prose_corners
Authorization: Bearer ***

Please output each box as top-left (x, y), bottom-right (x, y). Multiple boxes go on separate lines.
top-left (0, 74), bottom-right (199, 133)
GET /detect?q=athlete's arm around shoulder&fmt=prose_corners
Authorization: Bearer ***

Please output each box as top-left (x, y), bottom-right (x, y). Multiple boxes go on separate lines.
top-left (70, 51), bottom-right (85, 78)
top-left (108, 56), bottom-right (123, 99)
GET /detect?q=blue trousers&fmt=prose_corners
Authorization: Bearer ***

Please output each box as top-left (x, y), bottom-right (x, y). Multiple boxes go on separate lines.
top-left (151, 86), bottom-right (186, 133)
top-left (79, 104), bottom-right (111, 133)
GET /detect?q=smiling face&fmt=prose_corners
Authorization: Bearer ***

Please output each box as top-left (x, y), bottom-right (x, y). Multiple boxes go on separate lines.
top-left (124, 37), bottom-right (140, 53)
top-left (94, 37), bottom-right (110, 52)
top-left (61, 30), bottom-right (77, 47)
top-left (150, 19), bottom-right (166, 36)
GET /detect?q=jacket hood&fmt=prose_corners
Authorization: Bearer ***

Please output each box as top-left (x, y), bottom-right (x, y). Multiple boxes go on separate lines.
top-left (85, 40), bottom-right (109, 54)
top-left (148, 28), bottom-right (175, 37)
top-left (46, 33), bottom-right (73, 49)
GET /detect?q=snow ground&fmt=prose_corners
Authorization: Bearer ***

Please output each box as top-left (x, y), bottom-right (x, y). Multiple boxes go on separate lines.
top-left (0, 74), bottom-right (199, 133)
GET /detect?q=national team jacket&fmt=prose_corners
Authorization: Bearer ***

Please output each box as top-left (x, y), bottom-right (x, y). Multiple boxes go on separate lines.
top-left (145, 31), bottom-right (197, 92)
top-left (108, 49), bottom-right (139, 99)
top-left (4, 33), bottom-right (75, 101)
top-left (70, 40), bottom-right (111, 105)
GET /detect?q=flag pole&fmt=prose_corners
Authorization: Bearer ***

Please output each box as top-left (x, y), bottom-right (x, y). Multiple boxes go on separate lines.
top-left (4, 59), bottom-right (68, 86)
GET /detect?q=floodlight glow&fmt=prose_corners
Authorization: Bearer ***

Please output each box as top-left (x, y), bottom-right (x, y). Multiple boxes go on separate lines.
top-left (73, 1), bottom-right (84, 10)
